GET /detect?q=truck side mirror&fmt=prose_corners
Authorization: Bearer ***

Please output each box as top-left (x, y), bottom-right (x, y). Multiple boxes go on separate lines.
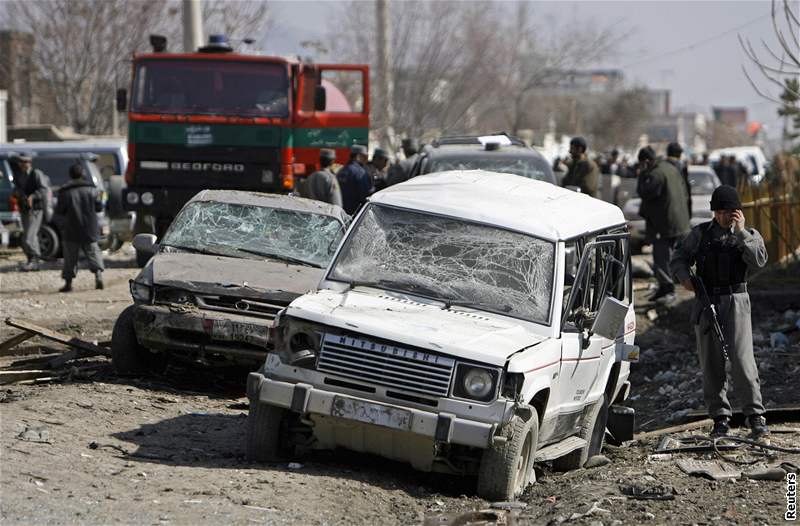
top-left (116, 88), bottom-right (128, 112)
top-left (591, 295), bottom-right (629, 340)
top-left (314, 85), bottom-right (326, 111)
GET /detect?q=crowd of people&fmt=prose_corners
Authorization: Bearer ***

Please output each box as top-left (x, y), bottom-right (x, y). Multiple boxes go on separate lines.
top-left (298, 138), bottom-right (420, 215)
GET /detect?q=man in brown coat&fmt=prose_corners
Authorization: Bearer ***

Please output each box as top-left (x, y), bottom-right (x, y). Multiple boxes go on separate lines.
top-left (561, 136), bottom-right (599, 198)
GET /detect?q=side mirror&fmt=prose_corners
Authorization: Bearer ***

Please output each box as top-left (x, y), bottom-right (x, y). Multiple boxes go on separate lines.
top-left (591, 296), bottom-right (629, 340)
top-left (132, 233), bottom-right (158, 255)
top-left (116, 88), bottom-right (128, 112)
top-left (314, 85), bottom-right (326, 111)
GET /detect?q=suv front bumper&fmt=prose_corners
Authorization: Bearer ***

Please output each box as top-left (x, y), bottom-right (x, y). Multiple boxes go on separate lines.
top-left (247, 372), bottom-right (496, 449)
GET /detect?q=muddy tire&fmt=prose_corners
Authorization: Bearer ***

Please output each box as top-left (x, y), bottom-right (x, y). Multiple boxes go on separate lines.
top-left (38, 224), bottom-right (60, 260)
top-left (111, 306), bottom-right (148, 375)
top-left (553, 394), bottom-right (609, 471)
top-left (477, 409), bottom-right (539, 501)
top-left (246, 399), bottom-right (286, 462)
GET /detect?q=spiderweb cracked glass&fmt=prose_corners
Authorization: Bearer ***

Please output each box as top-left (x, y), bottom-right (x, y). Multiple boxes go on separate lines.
top-left (163, 202), bottom-right (341, 267)
top-left (330, 205), bottom-right (555, 323)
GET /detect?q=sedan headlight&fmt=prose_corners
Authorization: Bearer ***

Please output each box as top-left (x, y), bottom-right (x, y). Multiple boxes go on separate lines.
top-left (129, 279), bottom-right (152, 302)
top-left (141, 192), bottom-right (154, 206)
top-left (452, 364), bottom-right (500, 402)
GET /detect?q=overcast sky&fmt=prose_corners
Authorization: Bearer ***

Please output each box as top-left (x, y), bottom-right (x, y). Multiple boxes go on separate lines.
top-left (263, 0), bottom-right (791, 138)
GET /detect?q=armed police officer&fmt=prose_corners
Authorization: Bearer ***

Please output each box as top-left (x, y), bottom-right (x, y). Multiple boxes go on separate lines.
top-left (560, 136), bottom-right (599, 198)
top-left (670, 185), bottom-right (769, 439)
top-left (11, 152), bottom-right (51, 271)
top-left (336, 144), bottom-right (372, 215)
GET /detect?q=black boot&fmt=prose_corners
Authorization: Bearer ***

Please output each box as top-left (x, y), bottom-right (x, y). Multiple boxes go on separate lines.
top-left (746, 415), bottom-right (770, 440)
top-left (710, 416), bottom-right (730, 437)
top-left (59, 280), bottom-right (73, 293)
top-left (95, 271), bottom-right (104, 290)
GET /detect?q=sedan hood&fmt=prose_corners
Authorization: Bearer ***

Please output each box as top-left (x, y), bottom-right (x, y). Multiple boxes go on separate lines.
top-left (149, 252), bottom-right (324, 300)
top-left (287, 288), bottom-right (548, 366)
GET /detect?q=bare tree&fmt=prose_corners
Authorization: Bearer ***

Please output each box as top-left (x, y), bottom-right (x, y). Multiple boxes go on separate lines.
top-left (740, 0), bottom-right (800, 149)
top-left (588, 88), bottom-right (652, 151)
top-left (202, 0), bottom-right (272, 48)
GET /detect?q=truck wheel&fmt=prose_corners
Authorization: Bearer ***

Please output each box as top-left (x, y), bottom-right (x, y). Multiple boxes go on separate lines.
top-left (477, 410), bottom-right (539, 501)
top-left (553, 394), bottom-right (609, 471)
top-left (37, 224), bottom-right (60, 260)
top-left (111, 306), bottom-right (149, 375)
top-left (246, 399), bottom-right (286, 462)
top-left (106, 175), bottom-right (126, 218)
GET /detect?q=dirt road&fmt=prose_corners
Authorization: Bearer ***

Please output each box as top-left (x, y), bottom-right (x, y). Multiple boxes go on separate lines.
top-left (1, 248), bottom-right (798, 525)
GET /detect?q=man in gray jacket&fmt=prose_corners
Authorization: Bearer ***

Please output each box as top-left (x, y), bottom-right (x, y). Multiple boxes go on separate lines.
top-left (11, 152), bottom-right (50, 271)
top-left (637, 146), bottom-right (690, 303)
top-left (55, 164), bottom-right (105, 292)
top-left (670, 185), bottom-right (769, 439)
top-left (307, 149), bottom-right (343, 207)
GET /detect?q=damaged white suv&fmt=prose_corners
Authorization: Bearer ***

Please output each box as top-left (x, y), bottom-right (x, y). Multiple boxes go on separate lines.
top-left (247, 171), bottom-right (637, 500)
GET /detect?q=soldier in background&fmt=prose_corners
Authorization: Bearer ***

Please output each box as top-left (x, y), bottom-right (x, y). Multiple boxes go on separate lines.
top-left (336, 144), bottom-right (372, 215)
top-left (637, 146), bottom-right (690, 303)
top-left (666, 142), bottom-right (692, 217)
top-left (11, 152), bottom-right (50, 271)
top-left (55, 164), bottom-right (105, 292)
top-left (385, 137), bottom-right (419, 187)
top-left (561, 136), bottom-right (599, 198)
top-left (366, 148), bottom-right (390, 192)
top-left (307, 149), bottom-right (343, 208)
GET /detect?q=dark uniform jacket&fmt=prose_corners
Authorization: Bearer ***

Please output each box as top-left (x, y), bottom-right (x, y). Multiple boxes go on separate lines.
top-left (637, 159), bottom-right (691, 240)
top-left (670, 220), bottom-right (767, 287)
top-left (55, 179), bottom-right (103, 243)
top-left (666, 157), bottom-right (692, 217)
top-left (13, 168), bottom-right (50, 212)
top-left (336, 161), bottom-right (372, 215)
top-left (385, 154), bottom-right (418, 187)
top-left (561, 157), bottom-right (600, 198)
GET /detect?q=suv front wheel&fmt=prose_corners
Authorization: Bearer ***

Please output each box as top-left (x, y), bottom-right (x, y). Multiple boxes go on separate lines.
top-left (477, 409), bottom-right (539, 501)
top-left (246, 400), bottom-right (287, 462)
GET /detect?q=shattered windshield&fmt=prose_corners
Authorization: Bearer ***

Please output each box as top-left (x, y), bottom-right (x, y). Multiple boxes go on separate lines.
top-left (429, 156), bottom-right (551, 182)
top-left (162, 202), bottom-right (343, 268)
top-left (328, 204), bottom-right (555, 323)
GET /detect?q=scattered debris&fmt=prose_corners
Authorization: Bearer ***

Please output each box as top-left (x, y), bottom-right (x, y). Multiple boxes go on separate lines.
top-left (17, 426), bottom-right (52, 444)
top-left (584, 455), bottom-right (611, 468)
top-left (620, 482), bottom-right (676, 500)
top-left (567, 501), bottom-right (610, 521)
top-left (676, 459), bottom-right (742, 480)
top-left (490, 501), bottom-right (527, 510)
top-left (743, 466), bottom-right (787, 481)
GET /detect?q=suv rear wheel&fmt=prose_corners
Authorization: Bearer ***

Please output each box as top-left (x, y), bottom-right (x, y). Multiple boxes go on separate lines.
top-left (477, 409), bottom-right (539, 501)
top-left (37, 224), bottom-right (60, 260)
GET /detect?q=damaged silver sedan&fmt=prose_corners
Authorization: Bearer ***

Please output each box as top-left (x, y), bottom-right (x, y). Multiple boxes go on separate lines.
top-left (111, 190), bottom-right (348, 373)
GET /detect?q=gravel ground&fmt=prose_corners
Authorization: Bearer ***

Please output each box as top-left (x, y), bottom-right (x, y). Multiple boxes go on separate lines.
top-left (1, 247), bottom-right (798, 525)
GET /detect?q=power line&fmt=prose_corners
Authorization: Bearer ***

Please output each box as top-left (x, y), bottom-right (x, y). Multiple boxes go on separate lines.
top-left (621, 13), bottom-right (772, 69)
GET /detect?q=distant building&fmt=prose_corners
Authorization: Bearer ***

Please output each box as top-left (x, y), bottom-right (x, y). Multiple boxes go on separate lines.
top-left (552, 69), bottom-right (624, 94)
top-left (644, 89), bottom-right (671, 117)
top-left (712, 106), bottom-right (748, 133)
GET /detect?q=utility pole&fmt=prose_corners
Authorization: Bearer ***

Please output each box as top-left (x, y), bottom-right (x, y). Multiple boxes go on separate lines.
top-left (183, 0), bottom-right (204, 53)
top-left (375, 0), bottom-right (394, 152)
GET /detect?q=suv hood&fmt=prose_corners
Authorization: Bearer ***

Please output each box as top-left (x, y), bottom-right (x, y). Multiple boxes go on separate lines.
top-left (149, 252), bottom-right (324, 301)
top-left (287, 288), bottom-right (548, 366)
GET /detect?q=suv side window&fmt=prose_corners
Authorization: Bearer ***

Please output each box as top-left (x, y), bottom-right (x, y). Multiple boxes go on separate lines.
top-left (562, 231), bottom-right (629, 330)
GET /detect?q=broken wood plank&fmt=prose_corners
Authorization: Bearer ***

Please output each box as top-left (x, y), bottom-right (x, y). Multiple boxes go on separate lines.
top-left (0, 370), bottom-right (54, 385)
top-left (4, 318), bottom-right (110, 358)
top-left (635, 419), bottom-right (714, 440)
top-left (0, 330), bottom-right (36, 356)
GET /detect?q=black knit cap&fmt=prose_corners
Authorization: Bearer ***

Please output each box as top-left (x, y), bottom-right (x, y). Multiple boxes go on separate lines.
top-left (710, 185), bottom-right (742, 210)
top-left (570, 136), bottom-right (587, 151)
top-left (666, 142), bottom-right (683, 157)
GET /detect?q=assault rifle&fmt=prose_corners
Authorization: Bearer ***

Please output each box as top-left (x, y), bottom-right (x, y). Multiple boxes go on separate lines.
top-left (690, 270), bottom-right (730, 361)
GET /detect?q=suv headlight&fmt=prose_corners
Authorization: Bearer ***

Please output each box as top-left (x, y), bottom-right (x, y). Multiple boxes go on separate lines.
top-left (452, 364), bottom-right (500, 402)
top-left (130, 279), bottom-right (152, 302)
top-left (126, 192), bottom-right (139, 205)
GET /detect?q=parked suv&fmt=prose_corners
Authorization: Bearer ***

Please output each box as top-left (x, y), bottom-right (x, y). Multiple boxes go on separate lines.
top-left (409, 134), bottom-right (556, 184)
top-left (247, 170), bottom-right (636, 500)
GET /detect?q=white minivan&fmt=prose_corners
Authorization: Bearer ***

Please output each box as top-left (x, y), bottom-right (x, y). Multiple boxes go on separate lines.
top-left (246, 171), bottom-right (637, 500)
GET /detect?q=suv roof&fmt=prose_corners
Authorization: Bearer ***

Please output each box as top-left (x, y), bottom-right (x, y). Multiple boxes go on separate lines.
top-left (413, 134), bottom-right (556, 184)
top-left (370, 170), bottom-right (624, 241)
